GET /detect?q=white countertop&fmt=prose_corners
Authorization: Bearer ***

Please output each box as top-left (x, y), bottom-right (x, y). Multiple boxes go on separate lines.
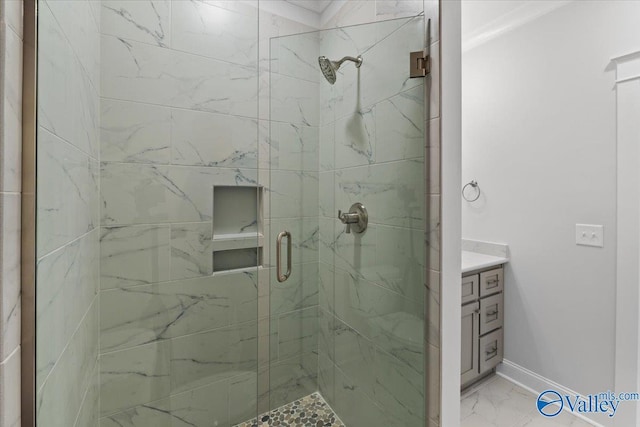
top-left (462, 250), bottom-right (509, 274)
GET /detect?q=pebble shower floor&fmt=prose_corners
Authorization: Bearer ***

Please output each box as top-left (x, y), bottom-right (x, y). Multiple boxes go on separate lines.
top-left (233, 392), bottom-right (345, 427)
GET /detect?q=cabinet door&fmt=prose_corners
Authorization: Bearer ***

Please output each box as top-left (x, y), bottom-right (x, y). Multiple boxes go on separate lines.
top-left (461, 302), bottom-right (480, 385)
top-left (461, 274), bottom-right (479, 304)
top-left (480, 268), bottom-right (504, 297)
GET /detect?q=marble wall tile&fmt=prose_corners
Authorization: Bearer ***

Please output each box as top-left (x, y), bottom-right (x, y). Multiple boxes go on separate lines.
top-left (335, 159), bottom-right (424, 229)
top-left (3, 0), bottom-right (23, 39)
top-left (269, 352), bottom-right (318, 410)
top-left (100, 99), bottom-right (171, 164)
top-left (101, 0), bottom-right (171, 47)
top-left (269, 170), bottom-right (318, 219)
top-left (269, 73), bottom-right (319, 126)
top-left (277, 306), bottom-right (318, 360)
top-left (170, 321), bottom-right (258, 395)
top-left (101, 163), bottom-right (258, 225)
top-left (36, 229), bottom-right (100, 391)
top-left (73, 361), bottom-right (100, 427)
top-left (171, 0), bottom-right (257, 66)
top-left (269, 122), bottom-right (318, 172)
top-left (332, 364), bottom-right (391, 427)
top-left (376, 0), bottom-right (424, 20)
top-left (100, 378), bottom-right (230, 427)
top-left (376, 84), bottom-right (425, 163)
top-left (0, 194), bottom-right (20, 361)
top-left (100, 272), bottom-right (258, 353)
top-left (319, 172), bottom-right (335, 218)
top-left (0, 348), bottom-right (21, 427)
top-left (319, 123), bottom-right (335, 171)
top-left (37, 299), bottom-right (99, 427)
top-left (271, 31), bottom-right (320, 82)
top-left (229, 372), bottom-right (258, 425)
top-left (269, 263), bottom-right (319, 315)
top-left (170, 222), bottom-right (213, 279)
top-left (37, 128), bottom-right (99, 257)
top-left (323, 1), bottom-right (376, 29)
top-left (100, 225), bottom-right (171, 289)
top-left (171, 108), bottom-right (259, 168)
top-left (100, 340), bottom-right (172, 417)
top-left (101, 35), bottom-right (258, 117)
top-left (0, 22), bottom-right (22, 193)
top-left (334, 107), bottom-right (376, 169)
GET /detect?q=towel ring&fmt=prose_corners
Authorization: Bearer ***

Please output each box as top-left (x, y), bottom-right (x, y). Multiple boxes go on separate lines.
top-left (462, 180), bottom-right (480, 202)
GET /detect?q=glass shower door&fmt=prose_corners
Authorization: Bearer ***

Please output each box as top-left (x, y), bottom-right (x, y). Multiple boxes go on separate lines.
top-left (268, 15), bottom-right (428, 426)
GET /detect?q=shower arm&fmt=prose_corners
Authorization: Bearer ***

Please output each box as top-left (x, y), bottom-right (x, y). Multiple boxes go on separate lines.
top-left (335, 55), bottom-right (363, 68)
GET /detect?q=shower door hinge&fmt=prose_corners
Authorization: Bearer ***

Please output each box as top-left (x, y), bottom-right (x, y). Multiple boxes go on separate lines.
top-left (410, 50), bottom-right (430, 78)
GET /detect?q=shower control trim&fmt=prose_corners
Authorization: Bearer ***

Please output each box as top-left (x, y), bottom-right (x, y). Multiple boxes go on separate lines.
top-left (338, 203), bottom-right (368, 234)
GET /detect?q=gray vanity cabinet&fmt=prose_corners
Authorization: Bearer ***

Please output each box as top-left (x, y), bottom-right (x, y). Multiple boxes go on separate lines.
top-left (461, 266), bottom-right (504, 388)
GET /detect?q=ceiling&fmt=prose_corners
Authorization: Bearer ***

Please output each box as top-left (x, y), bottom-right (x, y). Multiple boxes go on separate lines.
top-left (284, 0), bottom-right (334, 14)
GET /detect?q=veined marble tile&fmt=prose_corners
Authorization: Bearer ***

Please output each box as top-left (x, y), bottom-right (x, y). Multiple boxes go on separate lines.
top-left (278, 306), bottom-right (318, 361)
top-left (100, 379), bottom-right (230, 427)
top-left (1, 22), bottom-right (22, 193)
top-left (37, 298), bottom-right (99, 427)
top-left (0, 347), bottom-right (21, 427)
top-left (74, 361), bottom-right (100, 427)
top-left (269, 352), bottom-right (318, 410)
top-left (46, 0), bottom-right (101, 91)
top-left (171, 108), bottom-right (258, 168)
top-left (101, 35), bottom-right (258, 117)
top-left (333, 267), bottom-right (423, 373)
top-left (376, 1), bottom-right (424, 20)
top-left (100, 225), bottom-right (171, 290)
top-left (0, 194), bottom-right (20, 361)
top-left (170, 321), bottom-right (258, 395)
top-left (100, 99), bottom-right (171, 164)
top-left (269, 122), bottom-right (318, 172)
top-left (318, 217), bottom-right (336, 266)
top-left (171, 0), bottom-right (257, 67)
top-left (333, 364), bottom-right (392, 427)
top-left (268, 263), bottom-right (319, 316)
top-left (37, 229), bottom-right (100, 391)
top-left (271, 31), bottom-right (320, 83)
top-left (37, 128), bottom-right (99, 257)
top-left (359, 16), bottom-right (424, 110)
top-left (101, 162), bottom-right (258, 225)
top-left (4, 0), bottom-right (23, 38)
top-left (101, 0), bottom-right (170, 47)
top-left (100, 271), bottom-right (258, 352)
top-left (100, 340), bottom-right (171, 417)
top-left (269, 170), bottom-right (318, 219)
top-left (376, 84), bottom-right (425, 163)
top-left (334, 107), bottom-right (376, 169)
top-left (323, 0), bottom-right (376, 29)
top-left (229, 371), bottom-right (258, 425)
top-left (318, 262), bottom-right (335, 314)
top-left (334, 159), bottom-right (424, 229)
top-left (170, 222), bottom-right (213, 280)
top-left (319, 123), bottom-right (335, 171)
top-left (319, 172), bottom-right (335, 218)
top-left (270, 73), bottom-right (319, 126)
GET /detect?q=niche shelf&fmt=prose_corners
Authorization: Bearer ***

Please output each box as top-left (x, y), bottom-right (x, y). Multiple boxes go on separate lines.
top-left (211, 185), bottom-right (264, 273)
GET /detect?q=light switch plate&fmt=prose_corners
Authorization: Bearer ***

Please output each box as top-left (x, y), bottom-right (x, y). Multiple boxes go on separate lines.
top-left (576, 224), bottom-right (604, 248)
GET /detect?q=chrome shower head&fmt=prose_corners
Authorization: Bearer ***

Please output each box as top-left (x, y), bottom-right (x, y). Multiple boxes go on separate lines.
top-left (318, 55), bottom-right (363, 84)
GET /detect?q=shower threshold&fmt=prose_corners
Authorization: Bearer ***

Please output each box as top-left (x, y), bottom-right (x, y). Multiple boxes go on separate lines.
top-left (233, 392), bottom-right (345, 427)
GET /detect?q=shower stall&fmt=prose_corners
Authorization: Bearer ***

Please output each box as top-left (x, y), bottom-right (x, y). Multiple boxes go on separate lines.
top-left (26, 1), bottom-right (440, 426)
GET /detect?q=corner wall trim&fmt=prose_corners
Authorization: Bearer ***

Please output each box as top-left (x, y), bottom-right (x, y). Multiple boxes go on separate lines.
top-left (497, 360), bottom-right (605, 427)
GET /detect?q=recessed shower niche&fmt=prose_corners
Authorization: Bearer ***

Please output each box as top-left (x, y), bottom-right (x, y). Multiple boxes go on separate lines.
top-left (211, 185), bottom-right (264, 272)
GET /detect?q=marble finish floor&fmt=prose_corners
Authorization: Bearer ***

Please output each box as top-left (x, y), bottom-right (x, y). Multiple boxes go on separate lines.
top-left (234, 392), bottom-right (344, 427)
top-left (461, 375), bottom-right (594, 427)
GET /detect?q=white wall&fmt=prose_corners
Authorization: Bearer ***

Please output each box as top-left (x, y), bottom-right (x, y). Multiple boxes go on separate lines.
top-left (462, 0), bottom-right (640, 402)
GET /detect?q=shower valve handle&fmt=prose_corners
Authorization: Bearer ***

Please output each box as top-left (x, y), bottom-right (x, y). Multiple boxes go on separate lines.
top-left (337, 203), bottom-right (368, 234)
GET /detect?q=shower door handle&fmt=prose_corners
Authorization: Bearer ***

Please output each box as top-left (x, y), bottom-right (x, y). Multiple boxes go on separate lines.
top-left (276, 231), bottom-right (292, 282)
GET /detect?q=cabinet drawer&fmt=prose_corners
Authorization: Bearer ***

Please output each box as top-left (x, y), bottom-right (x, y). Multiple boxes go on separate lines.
top-left (479, 293), bottom-right (503, 335)
top-left (480, 268), bottom-right (503, 297)
top-left (461, 274), bottom-right (479, 304)
top-left (479, 328), bottom-right (503, 373)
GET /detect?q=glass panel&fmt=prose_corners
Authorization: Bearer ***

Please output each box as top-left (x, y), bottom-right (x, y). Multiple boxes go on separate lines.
top-left (268, 15), bottom-right (427, 427)
top-left (35, 0), bottom-right (261, 425)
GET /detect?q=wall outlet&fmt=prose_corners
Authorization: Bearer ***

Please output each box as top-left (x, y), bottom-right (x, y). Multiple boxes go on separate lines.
top-left (575, 224), bottom-right (604, 248)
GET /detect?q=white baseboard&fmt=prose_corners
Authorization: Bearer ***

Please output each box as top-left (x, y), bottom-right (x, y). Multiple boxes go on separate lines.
top-left (497, 359), bottom-right (607, 427)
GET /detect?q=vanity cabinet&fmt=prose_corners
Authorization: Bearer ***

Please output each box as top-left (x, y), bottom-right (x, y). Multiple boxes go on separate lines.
top-left (461, 266), bottom-right (504, 388)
